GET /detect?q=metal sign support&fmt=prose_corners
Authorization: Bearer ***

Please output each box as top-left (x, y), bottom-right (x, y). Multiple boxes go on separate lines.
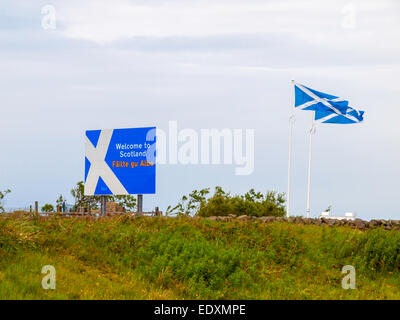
top-left (137, 194), bottom-right (143, 216)
top-left (101, 195), bottom-right (107, 216)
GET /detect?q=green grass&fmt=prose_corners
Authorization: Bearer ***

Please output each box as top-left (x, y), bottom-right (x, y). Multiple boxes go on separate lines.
top-left (0, 215), bottom-right (400, 299)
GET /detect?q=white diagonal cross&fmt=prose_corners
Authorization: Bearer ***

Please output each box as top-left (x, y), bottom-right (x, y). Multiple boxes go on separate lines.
top-left (294, 82), bottom-right (360, 122)
top-left (84, 129), bottom-right (128, 195)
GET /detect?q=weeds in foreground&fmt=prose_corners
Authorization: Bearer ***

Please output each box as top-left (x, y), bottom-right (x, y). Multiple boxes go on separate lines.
top-left (0, 216), bottom-right (399, 299)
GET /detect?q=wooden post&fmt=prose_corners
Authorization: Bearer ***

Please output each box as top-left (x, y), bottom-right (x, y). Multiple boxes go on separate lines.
top-left (137, 194), bottom-right (143, 216)
top-left (155, 206), bottom-right (159, 217)
top-left (35, 201), bottom-right (38, 214)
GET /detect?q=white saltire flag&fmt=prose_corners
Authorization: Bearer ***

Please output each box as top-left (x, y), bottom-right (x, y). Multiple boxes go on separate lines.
top-left (294, 82), bottom-right (365, 124)
top-left (315, 107), bottom-right (364, 124)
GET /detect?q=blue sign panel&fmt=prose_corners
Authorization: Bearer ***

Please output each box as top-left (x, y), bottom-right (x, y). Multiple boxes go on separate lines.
top-left (84, 127), bottom-right (156, 195)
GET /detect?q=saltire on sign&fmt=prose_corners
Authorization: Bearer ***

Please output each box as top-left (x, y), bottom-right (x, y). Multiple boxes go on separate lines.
top-left (286, 80), bottom-right (365, 219)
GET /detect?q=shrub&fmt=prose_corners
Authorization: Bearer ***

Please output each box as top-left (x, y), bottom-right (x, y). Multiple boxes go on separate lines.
top-left (71, 181), bottom-right (136, 211)
top-left (348, 229), bottom-right (400, 273)
top-left (167, 187), bottom-right (286, 217)
top-left (0, 189), bottom-right (11, 213)
top-left (41, 204), bottom-right (54, 212)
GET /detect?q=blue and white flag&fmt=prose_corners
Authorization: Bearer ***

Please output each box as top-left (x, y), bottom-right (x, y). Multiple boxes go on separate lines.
top-left (315, 107), bottom-right (364, 124)
top-left (295, 82), bottom-right (349, 114)
top-left (294, 82), bottom-right (364, 124)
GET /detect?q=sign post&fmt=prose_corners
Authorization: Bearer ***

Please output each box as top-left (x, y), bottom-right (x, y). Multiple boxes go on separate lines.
top-left (137, 194), bottom-right (143, 216)
top-left (100, 195), bottom-right (107, 216)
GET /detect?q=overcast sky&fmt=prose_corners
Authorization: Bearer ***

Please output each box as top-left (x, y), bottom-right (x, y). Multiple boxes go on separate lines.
top-left (1, 0), bottom-right (399, 220)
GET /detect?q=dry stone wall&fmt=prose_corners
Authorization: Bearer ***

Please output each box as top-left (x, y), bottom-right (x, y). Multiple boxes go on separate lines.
top-left (201, 215), bottom-right (400, 231)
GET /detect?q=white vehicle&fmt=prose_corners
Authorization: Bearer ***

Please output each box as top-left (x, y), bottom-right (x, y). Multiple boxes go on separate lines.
top-left (319, 211), bottom-right (355, 221)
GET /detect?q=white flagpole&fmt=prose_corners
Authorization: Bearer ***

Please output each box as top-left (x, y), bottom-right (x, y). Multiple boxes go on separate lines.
top-left (306, 113), bottom-right (316, 218)
top-left (287, 80), bottom-right (295, 218)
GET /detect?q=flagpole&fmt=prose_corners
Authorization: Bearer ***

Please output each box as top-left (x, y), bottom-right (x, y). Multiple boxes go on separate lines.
top-left (287, 79), bottom-right (295, 218)
top-left (306, 113), bottom-right (316, 218)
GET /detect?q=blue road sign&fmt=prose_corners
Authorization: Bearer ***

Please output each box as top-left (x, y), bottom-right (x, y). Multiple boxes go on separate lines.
top-left (84, 127), bottom-right (156, 195)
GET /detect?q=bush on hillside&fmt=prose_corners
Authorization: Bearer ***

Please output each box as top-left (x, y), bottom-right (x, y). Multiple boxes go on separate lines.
top-left (41, 204), bottom-right (55, 212)
top-left (167, 186), bottom-right (286, 217)
top-left (0, 189), bottom-right (11, 213)
top-left (71, 181), bottom-right (136, 212)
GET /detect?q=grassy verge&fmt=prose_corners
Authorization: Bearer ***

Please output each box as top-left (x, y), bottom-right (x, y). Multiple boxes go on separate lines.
top-left (0, 216), bottom-right (399, 299)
